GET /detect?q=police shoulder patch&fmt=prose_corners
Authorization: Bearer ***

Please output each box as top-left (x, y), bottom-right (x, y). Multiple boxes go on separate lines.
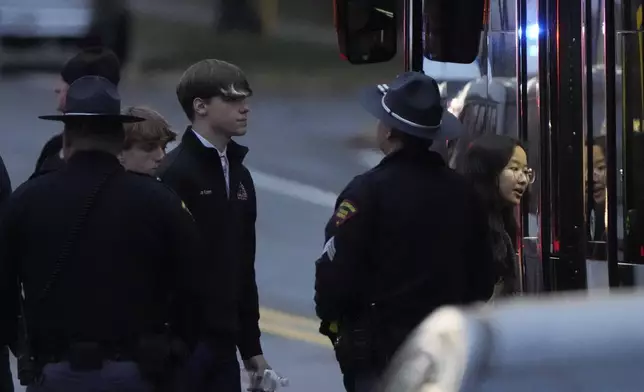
top-left (332, 199), bottom-right (358, 227)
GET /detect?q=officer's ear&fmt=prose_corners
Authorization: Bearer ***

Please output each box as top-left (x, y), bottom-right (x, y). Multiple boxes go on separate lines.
top-left (376, 121), bottom-right (393, 140)
top-left (387, 128), bottom-right (403, 141)
top-left (192, 98), bottom-right (209, 118)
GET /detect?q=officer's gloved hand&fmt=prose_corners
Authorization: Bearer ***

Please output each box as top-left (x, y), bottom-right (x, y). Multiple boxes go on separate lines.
top-left (319, 320), bottom-right (339, 345)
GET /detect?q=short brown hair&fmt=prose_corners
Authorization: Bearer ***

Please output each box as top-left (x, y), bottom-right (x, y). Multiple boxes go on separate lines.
top-left (121, 106), bottom-right (176, 150)
top-left (176, 59), bottom-right (252, 121)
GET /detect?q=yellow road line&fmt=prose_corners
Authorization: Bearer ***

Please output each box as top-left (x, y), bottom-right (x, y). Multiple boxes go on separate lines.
top-left (260, 307), bottom-right (321, 328)
top-left (259, 321), bottom-right (332, 348)
top-left (258, 307), bottom-right (332, 349)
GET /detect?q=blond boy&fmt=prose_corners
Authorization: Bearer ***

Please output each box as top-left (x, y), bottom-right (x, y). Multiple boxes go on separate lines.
top-left (119, 106), bottom-right (177, 175)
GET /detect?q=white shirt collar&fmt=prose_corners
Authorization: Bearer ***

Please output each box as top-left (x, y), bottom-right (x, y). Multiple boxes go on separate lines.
top-left (192, 129), bottom-right (227, 157)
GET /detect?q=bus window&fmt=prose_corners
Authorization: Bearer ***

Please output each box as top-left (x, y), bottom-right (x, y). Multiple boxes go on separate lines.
top-left (423, 0), bottom-right (487, 63)
top-left (422, 0), bottom-right (539, 83)
top-left (446, 98), bottom-right (499, 168)
top-left (334, 0), bottom-right (398, 64)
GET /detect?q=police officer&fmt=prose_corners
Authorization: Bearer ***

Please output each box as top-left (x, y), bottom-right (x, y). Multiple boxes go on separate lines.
top-left (32, 47), bottom-right (121, 180)
top-left (0, 154), bottom-right (11, 210)
top-left (0, 153), bottom-right (12, 392)
top-left (314, 72), bottom-right (496, 392)
top-left (0, 76), bottom-right (207, 392)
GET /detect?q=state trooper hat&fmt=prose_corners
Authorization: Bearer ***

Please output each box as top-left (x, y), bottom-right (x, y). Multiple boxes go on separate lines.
top-left (39, 76), bottom-right (143, 123)
top-left (360, 72), bottom-right (464, 141)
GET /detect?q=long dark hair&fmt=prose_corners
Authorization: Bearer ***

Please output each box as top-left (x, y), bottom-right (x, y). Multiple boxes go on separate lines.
top-left (456, 134), bottom-right (524, 257)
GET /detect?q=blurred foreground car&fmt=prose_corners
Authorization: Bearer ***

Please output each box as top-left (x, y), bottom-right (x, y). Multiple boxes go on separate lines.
top-left (379, 290), bottom-right (644, 392)
top-left (0, 0), bottom-right (130, 64)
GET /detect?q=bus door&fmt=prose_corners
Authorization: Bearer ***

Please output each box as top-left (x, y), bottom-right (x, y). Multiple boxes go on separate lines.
top-left (598, 0), bottom-right (644, 287)
top-left (565, 0), bottom-right (644, 290)
top-left (535, 0), bottom-right (644, 291)
top-left (521, 0), bottom-right (607, 292)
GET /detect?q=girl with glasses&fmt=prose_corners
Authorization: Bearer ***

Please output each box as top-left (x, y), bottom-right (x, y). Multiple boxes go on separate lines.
top-left (456, 134), bottom-right (533, 298)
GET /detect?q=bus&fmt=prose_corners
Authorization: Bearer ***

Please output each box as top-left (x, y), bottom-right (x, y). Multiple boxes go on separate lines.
top-left (333, 0), bottom-right (644, 293)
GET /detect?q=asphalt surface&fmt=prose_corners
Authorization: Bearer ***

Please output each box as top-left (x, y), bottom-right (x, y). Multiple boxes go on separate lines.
top-left (0, 71), bottom-right (382, 391)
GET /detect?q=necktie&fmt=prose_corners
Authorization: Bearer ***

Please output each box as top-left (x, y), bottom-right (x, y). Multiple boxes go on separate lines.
top-left (220, 153), bottom-right (230, 197)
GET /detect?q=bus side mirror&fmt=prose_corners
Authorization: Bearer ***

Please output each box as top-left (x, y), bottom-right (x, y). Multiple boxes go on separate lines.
top-left (424, 0), bottom-right (488, 63)
top-left (334, 0), bottom-right (397, 64)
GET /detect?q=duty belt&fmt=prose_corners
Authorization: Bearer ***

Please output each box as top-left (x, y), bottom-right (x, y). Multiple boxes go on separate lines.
top-left (38, 341), bottom-right (136, 370)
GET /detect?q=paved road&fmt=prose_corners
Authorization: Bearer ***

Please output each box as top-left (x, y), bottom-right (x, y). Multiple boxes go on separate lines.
top-left (0, 71), bottom-right (380, 391)
top-left (127, 0), bottom-right (337, 45)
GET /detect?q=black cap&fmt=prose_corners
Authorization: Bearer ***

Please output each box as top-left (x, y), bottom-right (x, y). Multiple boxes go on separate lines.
top-left (60, 47), bottom-right (121, 86)
top-left (39, 76), bottom-right (143, 123)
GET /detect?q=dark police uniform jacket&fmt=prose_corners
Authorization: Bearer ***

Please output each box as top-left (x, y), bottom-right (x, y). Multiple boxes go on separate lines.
top-left (0, 151), bottom-right (207, 355)
top-left (315, 148), bottom-right (496, 362)
top-left (0, 154), bottom-right (11, 212)
top-left (31, 133), bottom-right (65, 180)
top-left (156, 128), bottom-right (262, 359)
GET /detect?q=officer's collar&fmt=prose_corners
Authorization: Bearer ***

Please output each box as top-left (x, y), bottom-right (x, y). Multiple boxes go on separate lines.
top-left (181, 125), bottom-right (249, 163)
top-left (379, 147), bottom-right (446, 167)
top-left (67, 150), bottom-right (120, 164)
top-left (66, 150), bottom-right (124, 169)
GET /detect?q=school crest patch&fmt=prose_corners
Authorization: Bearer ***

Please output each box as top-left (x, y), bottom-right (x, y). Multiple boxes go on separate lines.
top-left (332, 199), bottom-right (358, 227)
top-left (237, 183), bottom-right (248, 200)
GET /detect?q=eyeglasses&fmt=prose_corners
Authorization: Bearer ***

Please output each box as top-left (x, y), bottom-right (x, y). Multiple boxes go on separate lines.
top-left (507, 167), bottom-right (536, 184)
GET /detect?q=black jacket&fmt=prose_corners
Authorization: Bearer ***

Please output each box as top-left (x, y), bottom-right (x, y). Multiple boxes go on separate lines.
top-left (0, 151), bottom-right (206, 353)
top-left (0, 154), bottom-right (11, 212)
top-left (315, 148), bottom-right (495, 359)
top-left (32, 134), bottom-right (65, 180)
top-left (157, 128), bottom-right (262, 359)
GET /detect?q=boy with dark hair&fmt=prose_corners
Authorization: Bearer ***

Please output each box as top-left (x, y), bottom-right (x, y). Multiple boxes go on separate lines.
top-left (157, 59), bottom-right (269, 391)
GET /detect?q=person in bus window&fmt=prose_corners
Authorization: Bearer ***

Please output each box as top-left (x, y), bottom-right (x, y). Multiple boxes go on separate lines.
top-left (592, 136), bottom-right (607, 206)
top-left (456, 134), bottom-right (534, 298)
top-left (119, 106), bottom-right (177, 176)
top-left (585, 135), bottom-right (607, 242)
